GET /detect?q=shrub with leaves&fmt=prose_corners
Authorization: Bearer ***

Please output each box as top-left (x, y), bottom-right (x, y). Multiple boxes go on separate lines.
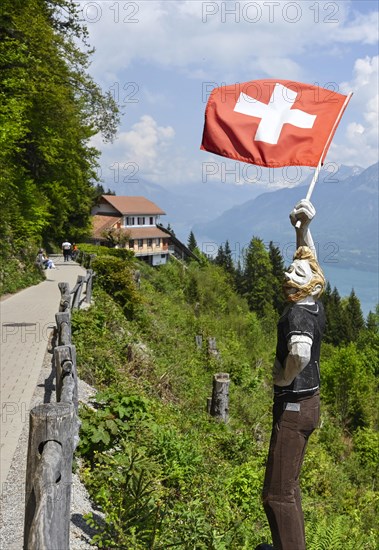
top-left (92, 255), bottom-right (141, 318)
top-left (79, 389), bottom-right (151, 463)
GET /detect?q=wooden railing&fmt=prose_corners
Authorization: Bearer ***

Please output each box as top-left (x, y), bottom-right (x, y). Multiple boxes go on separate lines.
top-left (23, 270), bottom-right (94, 549)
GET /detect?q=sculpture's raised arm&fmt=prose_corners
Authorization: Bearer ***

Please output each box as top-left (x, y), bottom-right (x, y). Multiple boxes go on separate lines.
top-left (290, 199), bottom-right (316, 257)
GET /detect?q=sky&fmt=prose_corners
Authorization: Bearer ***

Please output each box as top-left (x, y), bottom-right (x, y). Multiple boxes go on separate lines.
top-left (78, 0), bottom-right (379, 189)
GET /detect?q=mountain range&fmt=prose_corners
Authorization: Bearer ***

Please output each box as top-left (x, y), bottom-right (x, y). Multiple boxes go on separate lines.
top-left (193, 162), bottom-right (378, 272)
top-left (103, 162), bottom-right (377, 272)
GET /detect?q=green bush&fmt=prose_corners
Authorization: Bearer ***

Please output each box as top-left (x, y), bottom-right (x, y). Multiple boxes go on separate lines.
top-left (353, 427), bottom-right (379, 478)
top-left (77, 242), bottom-right (135, 261)
top-left (92, 255), bottom-right (140, 318)
top-left (79, 389), bottom-right (152, 463)
top-left (0, 237), bottom-right (43, 295)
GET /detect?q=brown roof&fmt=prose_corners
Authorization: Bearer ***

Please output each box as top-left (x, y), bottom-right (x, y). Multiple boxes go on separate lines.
top-left (127, 227), bottom-right (169, 239)
top-left (92, 215), bottom-right (121, 237)
top-left (91, 216), bottom-right (170, 241)
top-left (101, 195), bottom-right (166, 215)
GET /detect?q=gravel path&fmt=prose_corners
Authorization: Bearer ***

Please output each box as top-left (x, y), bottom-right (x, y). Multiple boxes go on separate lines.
top-left (0, 330), bottom-right (99, 549)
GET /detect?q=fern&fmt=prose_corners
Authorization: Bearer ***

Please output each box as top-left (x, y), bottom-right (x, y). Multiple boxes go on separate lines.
top-left (307, 515), bottom-right (365, 550)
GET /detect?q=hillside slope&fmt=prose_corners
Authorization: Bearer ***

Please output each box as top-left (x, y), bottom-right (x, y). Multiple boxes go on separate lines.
top-left (72, 256), bottom-right (378, 549)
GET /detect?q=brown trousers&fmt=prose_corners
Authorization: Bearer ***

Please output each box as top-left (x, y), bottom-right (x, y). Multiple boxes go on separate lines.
top-left (262, 393), bottom-right (320, 550)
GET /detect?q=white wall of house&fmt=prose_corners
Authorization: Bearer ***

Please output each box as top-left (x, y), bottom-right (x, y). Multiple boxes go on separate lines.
top-left (152, 253), bottom-right (169, 266)
top-left (123, 215), bottom-right (160, 227)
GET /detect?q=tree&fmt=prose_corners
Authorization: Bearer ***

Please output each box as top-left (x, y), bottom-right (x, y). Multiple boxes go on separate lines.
top-left (366, 307), bottom-right (379, 333)
top-left (268, 241), bottom-right (286, 314)
top-left (215, 241), bottom-right (235, 279)
top-left (101, 228), bottom-right (130, 248)
top-left (343, 289), bottom-right (365, 342)
top-left (224, 240), bottom-right (235, 276)
top-left (215, 244), bottom-right (226, 267)
top-left (323, 285), bottom-right (347, 346)
top-left (242, 237), bottom-right (275, 317)
top-left (0, 0), bottom-right (119, 247)
top-left (187, 231), bottom-right (198, 252)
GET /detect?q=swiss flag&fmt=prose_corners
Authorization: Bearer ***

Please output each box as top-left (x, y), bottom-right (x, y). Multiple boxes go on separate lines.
top-left (200, 79), bottom-right (351, 168)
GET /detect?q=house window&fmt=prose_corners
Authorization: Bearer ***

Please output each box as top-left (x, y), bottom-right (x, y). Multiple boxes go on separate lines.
top-left (147, 239), bottom-right (153, 248)
top-left (138, 217), bottom-right (145, 225)
top-left (138, 239), bottom-right (143, 248)
top-left (129, 240), bottom-right (134, 249)
top-left (125, 216), bottom-right (135, 226)
top-left (149, 217), bottom-right (154, 225)
top-left (156, 238), bottom-right (161, 246)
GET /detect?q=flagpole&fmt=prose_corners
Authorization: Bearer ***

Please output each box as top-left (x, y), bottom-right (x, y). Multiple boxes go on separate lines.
top-left (295, 91), bottom-right (353, 228)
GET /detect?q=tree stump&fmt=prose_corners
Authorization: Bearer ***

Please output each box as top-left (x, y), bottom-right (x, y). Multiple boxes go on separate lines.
top-left (208, 337), bottom-right (220, 360)
top-left (24, 403), bottom-right (75, 550)
top-left (209, 373), bottom-right (230, 423)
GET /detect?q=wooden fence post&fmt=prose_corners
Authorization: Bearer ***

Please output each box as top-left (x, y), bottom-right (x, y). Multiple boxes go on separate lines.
top-left (71, 275), bottom-right (85, 310)
top-left (208, 337), bottom-right (220, 360)
top-left (58, 282), bottom-right (71, 312)
top-left (209, 373), bottom-right (230, 423)
top-left (85, 269), bottom-right (94, 304)
top-left (54, 345), bottom-right (78, 412)
top-left (88, 253), bottom-right (96, 268)
top-left (55, 312), bottom-right (71, 346)
top-left (24, 402), bottom-right (75, 550)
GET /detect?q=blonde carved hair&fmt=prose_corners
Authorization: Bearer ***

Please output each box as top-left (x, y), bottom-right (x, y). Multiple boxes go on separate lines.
top-left (284, 246), bottom-right (326, 302)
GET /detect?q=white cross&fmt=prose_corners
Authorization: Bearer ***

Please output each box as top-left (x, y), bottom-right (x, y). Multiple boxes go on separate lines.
top-left (233, 83), bottom-right (317, 145)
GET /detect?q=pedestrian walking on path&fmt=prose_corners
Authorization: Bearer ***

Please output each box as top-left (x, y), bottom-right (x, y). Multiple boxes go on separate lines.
top-left (62, 240), bottom-right (72, 261)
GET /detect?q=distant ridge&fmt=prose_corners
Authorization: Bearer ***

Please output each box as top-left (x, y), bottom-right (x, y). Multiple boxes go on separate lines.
top-left (193, 162), bottom-right (378, 272)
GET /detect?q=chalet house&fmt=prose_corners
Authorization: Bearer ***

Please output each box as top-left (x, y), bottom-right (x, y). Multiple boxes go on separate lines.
top-left (91, 195), bottom-right (197, 266)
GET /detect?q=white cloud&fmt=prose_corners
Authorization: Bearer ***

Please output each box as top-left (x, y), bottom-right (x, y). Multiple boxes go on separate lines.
top-left (91, 115), bottom-right (221, 186)
top-left (84, 2), bottom-right (379, 178)
top-left (91, 115), bottom-right (178, 182)
top-left (84, 0), bottom-right (378, 84)
top-left (330, 56), bottom-right (379, 167)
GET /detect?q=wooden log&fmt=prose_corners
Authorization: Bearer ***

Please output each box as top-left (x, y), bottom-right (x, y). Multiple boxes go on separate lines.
top-left (24, 402), bottom-right (75, 550)
top-left (54, 345), bottom-right (78, 412)
top-left (210, 373), bottom-right (230, 423)
top-left (206, 397), bottom-right (212, 414)
top-left (71, 275), bottom-right (85, 309)
top-left (208, 337), bottom-right (220, 360)
top-left (55, 312), bottom-right (71, 346)
top-left (54, 345), bottom-right (80, 450)
top-left (58, 282), bottom-right (71, 312)
top-left (85, 269), bottom-right (95, 304)
top-left (195, 335), bottom-right (203, 349)
top-left (133, 269), bottom-right (141, 289)
top-left (88, 253), bottom-right (96, 268)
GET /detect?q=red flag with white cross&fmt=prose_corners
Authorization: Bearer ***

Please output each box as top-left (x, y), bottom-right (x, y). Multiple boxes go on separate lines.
top-left (200, 79), bottom-right (352, 168)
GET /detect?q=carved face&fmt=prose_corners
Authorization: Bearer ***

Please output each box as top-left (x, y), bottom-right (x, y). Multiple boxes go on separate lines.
top-left (283, 259), bottom-right (315, 300)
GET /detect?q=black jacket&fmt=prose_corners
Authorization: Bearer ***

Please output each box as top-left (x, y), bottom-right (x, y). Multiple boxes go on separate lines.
top-left (274, 301), bottom-right (325, 398)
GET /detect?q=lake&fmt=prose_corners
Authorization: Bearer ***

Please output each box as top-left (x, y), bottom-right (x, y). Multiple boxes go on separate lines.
top-left (322, 264), bottom-right (378, 317)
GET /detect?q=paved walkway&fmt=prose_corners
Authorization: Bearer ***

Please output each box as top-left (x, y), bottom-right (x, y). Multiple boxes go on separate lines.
top-left (0, 257), bottom-right (86, 488)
